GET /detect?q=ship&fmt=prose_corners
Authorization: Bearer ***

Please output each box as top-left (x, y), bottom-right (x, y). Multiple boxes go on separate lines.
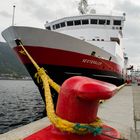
top-left (2, 0), bottom-right (127, 103)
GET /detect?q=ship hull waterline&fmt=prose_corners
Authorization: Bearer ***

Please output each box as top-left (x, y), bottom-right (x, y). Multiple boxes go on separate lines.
top-left (14, 45), bottom-right (124, 106)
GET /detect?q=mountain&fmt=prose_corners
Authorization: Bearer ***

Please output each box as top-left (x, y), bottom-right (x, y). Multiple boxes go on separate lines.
top-left (0, 42), bottom-right (29, 78)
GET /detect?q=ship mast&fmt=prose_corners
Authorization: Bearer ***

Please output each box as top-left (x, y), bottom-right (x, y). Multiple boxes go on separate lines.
top-left (12, 5), bottom-right (16, 26)
top-left (78, 0), bottom-right (88, 14)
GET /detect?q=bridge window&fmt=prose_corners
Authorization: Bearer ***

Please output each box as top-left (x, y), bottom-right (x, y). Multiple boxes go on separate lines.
top-left (74, 20), bottom-right (81, 25)
top-left (56, 24), bottom-right (60, 29)
top-left (60, 22), bottom-right (66, 27)
top-left (107, 20), bottom-right (110, 25)
top-left (51, 18), bottom-right (112, 30)
top-left (82, 19), bottom-right (89, 25)
top-left (99, 19), bottom-right (106, 25)
top-left (67, 21), bottom-right (73, 26)
top-left (90, 19), bottom-right (97, 24)
top-left (113, 20), bottom-right (121, 25)
top-left (46, 26), bottom-right (51, 30)
top-left (53, 25), bottom-right (56, 30)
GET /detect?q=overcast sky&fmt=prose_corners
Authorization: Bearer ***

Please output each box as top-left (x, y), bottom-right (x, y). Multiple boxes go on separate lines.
top-left (0, 0), bottom-right (140, 69)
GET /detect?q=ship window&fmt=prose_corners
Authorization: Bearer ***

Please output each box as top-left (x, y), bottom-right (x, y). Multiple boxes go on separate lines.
top-left (109, 56), bottom-right (112, 61)
top-left (120, 27), bottom-right (122, 30)
top-left (92, 39), bottom-right (95, 41)
top-left (97, 39), bottom-right (100, 41)
top-left (99, 19), bottom-right (106, 25)
top-left (90, 19), bottom-right (97, 24)
top-left (56, 24), bottom-right (60, 29)
top-left (67, 21), bottom-right (73, 26)
top-left (74, 20), bottom-right (81, 25)
top-left (113, 20), bottom-right (121, 25)
top-left (53, 25), bottom-right (56, 30)
top-left (107, 20), bottom-right (110, 25)
top-left (91, 51), bottom-right (96, 56)
top-left (46, 26), bottom-right (51, 30)
top-left (60, 22), bottom-right (66, 27)
top-left (82, 19), bottom-right (89, 25)
top-left (101, 39), bottom-right (104, 41)
top-left (110, 37), bottom-right (120, 45)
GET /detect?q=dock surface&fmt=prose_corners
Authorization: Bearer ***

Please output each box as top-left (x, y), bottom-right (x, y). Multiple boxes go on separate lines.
top-left (98, 85), bottom-right (134, 139)
top-left (0, 84), bottom-right (140, 140)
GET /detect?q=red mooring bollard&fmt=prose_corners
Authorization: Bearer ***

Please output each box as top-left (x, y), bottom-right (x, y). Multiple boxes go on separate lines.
top-left (24, 76), bottom-right (121, 140)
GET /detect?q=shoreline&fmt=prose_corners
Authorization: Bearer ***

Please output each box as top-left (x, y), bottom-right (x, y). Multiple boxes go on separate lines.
top-left (0, 77), bottom-right (32, 80)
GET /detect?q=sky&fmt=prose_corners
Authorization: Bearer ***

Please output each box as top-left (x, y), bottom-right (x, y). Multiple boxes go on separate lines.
top-left (0, 0), bottom-right (140, 69)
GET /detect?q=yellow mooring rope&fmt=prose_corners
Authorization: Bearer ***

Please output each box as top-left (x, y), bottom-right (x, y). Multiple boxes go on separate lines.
top-left (17, 40), bottom-right (103, 135)
top-left (100, 83), bottom-right (126, 104)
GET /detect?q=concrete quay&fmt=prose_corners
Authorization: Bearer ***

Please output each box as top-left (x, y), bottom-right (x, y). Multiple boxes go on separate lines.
top-left (0, 84), bottom-right (140, 140)
top-left (98, 85), bottom-right (134, 139)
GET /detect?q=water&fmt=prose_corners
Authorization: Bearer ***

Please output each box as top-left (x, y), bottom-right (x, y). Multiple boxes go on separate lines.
top-left (0, 80), bottom-right (45, 134)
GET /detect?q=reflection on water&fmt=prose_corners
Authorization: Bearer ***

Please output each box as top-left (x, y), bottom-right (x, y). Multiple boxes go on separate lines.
top-left (0, 80), bottom-right (45, 134)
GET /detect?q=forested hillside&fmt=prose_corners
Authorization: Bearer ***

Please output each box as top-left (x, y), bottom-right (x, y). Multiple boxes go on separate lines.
top-left (0, 42), bottom-right (29, 78)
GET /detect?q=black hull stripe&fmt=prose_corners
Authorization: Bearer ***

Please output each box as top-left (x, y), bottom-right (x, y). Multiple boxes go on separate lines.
top-left (24, 64), bottom-right (124, 104)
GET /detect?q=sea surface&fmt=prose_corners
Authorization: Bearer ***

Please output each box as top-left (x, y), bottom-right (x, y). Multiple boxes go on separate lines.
top-left (0, 80), bottom-right (45, 134)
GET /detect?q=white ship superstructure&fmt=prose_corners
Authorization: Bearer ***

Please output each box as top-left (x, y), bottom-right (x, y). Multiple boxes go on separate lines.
top-left (45, 14), bottom-right (125, 68)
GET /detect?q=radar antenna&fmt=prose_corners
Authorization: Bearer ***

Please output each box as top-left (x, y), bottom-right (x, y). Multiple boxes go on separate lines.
top-left (78, 0), bottom-right (88, 14)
